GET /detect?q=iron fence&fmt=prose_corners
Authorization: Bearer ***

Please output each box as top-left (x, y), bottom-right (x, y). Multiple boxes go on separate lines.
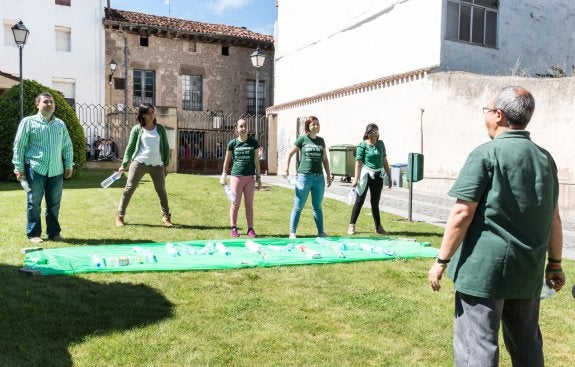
top-left (76, 105), bottom-right (268, 173)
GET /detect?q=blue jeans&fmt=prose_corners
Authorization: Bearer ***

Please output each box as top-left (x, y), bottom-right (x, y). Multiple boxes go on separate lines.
top-left (289, 173), bottom-right (325, 234)
top-left (25, 166), bottom-right (64, 239)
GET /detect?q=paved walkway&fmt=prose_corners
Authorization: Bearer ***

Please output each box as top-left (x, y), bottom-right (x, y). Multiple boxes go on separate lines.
top-left (261, 175), bottom-right (575, 260)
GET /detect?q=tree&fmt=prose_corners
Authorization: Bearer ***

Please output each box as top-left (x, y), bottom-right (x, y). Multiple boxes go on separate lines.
top-left (0, 79), bottom-right (85, 181)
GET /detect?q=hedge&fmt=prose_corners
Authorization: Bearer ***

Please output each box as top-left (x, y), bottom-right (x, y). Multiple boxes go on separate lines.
top-left (0, 79), bottom-right (85, 181)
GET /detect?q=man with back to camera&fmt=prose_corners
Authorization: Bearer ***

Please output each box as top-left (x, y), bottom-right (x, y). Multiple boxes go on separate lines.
top-left (12, 92), bottom-right (74, 244)
top-left (428, 86), bottom-right (565, 366)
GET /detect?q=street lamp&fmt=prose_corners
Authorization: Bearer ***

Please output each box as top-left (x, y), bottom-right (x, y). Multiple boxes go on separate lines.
top-left (12, 20), bottom-right (30, 122)
top-left (109, 59), bottom-right (117, 84)
top-left (250, 47), bottom-right (266, 140)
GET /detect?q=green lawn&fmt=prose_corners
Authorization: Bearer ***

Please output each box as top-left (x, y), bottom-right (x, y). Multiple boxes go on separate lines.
top-left (0, 171), bottom-right (573, 366)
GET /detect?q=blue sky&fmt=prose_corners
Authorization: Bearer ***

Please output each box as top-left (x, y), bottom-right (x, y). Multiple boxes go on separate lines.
top-left (109, 0), bottom-right (277, 35)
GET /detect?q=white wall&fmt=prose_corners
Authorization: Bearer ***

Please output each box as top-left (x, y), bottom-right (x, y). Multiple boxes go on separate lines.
top-left (439, 0), bottom-right (575, 76)
top-left (273, 73), bottom-right (575, 220)
top-left (274, 0), bottom-right (442, 104)
top-left (0, 0), bottom-right (105, 104)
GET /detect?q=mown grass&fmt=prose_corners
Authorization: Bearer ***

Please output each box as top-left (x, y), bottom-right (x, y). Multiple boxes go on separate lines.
top-left (0, 171), bottom-right (573, 366)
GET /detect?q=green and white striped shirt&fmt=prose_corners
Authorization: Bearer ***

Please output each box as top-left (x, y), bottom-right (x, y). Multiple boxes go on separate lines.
top-left (12, 112), bottom-right (74, 177)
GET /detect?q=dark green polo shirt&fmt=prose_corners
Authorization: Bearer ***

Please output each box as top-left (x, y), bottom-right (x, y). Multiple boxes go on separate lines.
top-left (447, 131), bottom-right (559, 298)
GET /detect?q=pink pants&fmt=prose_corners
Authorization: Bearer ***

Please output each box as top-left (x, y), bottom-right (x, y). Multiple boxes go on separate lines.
top-left (229, 176), bottom-right (256, 228)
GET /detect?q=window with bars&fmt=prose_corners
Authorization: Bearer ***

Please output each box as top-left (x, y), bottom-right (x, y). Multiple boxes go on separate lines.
top-left (246, 80), bottom-right (265, 114)
top-left (445, 0), bottom-right (498, 47)
top-left (182, 75), bottom-right (203, 111)
top-left (133, 70), bottom-right (155, 107)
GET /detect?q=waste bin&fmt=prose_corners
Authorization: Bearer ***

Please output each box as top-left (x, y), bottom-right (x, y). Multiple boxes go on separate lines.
top-left (329, 144), bottom-right (356, 182)
top-left (390, 163), bottom-right (407, 187)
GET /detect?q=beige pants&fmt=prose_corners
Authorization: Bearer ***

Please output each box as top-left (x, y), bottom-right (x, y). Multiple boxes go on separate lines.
top-left (117, 161), bottom-right (170, 217)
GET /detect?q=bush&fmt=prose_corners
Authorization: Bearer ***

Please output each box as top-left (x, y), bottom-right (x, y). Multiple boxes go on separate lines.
top-left (0, 79), bottom-right (85, 181)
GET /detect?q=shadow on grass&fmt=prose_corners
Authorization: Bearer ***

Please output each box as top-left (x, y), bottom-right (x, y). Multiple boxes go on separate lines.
top-left (0, 264), bottom-right (174, 367)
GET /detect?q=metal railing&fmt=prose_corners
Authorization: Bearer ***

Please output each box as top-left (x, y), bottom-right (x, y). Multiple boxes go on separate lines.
top-left (76, 105), bottom-right (268, 172)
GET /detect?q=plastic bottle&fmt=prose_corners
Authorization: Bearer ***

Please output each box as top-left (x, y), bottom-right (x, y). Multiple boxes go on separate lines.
top-left (197, 242), bottom-right (215, 255)
top-left (165, 243), bottom-right (180, 257)
top-left (101, 171), bottom-right (122, 188)
top-left (245, 240), bottom-right (268, 259)
top-left (91, 253), bottom-right (106, 268)
top-left (142, 249), bottom-right (157, 263)
top-left (540, 282), bottom-right (557, 300)
top-left (296, 245), bottom-right (322, 259)
top-left (284, 175), bottom-right (303, 190)
top-left (215, 242), bottom-right (231, 255)
top-left (223, 185), bottom-right (236, 202)
top-left (245, 240), bottom-right (261, 253)
top-left (18, 177), bottom-right (32, 193)
top-left (346, 187), bottom-right (356, 206)
top-left (107, 256), bottom-right (130, 266)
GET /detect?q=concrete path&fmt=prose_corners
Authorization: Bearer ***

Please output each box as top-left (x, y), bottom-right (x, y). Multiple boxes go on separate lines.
top-left (261, 175), bottom-right (575, 260)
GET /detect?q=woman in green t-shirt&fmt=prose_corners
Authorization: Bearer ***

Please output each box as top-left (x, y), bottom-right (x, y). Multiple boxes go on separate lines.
top-left (220, 119), bottom-right (261, 238)
top-left (348, 123), bottom-right (392, 235)
top-left (284, 116), bottom-right (332, 238)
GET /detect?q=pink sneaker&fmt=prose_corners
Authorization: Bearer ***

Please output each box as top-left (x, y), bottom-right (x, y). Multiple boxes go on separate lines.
top-left (231, 226), bottom-right (239, 237)
top-left (247, 228), bottom-right (256, 238)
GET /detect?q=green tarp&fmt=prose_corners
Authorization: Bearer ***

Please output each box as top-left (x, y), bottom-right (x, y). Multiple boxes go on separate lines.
top-left (21, 237), bottom-right (438, 276)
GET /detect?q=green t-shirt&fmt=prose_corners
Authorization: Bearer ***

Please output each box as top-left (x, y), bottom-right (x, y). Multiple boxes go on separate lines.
top-left (356, 140), bottom-right (386, 169)
top-left (228, 137), bottom-right (259, 176)
top-left (447, 131), bottom-right (559, 298)
top-left (294, 134), bottom-right (326, 174)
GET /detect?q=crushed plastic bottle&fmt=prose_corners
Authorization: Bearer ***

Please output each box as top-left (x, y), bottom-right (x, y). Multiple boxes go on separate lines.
top-left (197, 242), bottom-right (216, 255)
top-left (359, 243), bottom-right (394, 256)
top-left (215, 242), bottom-right (231, 255)
top-left (142, 249), bottom-right (157, 263)
top-left (540, 281), bottom-right (557, 300)
top-left (297, 245), bottom-right (322, 259)
top-left (18, 177), bottom-right (31, 193)
top-left (91, 253), bottom-right (107, 268)
top-left (245, 240), bottom-right (268, 259)
top-left (101, 171), bottom-right (122, 188)
top-left (165, 243), bottom-right (180, 257)
top-left (223, 185), bottom-right (236, 202)
top-left (266, 243), bottom-right (296, 252)
top-left (107, 256), bottom-right (131, 266)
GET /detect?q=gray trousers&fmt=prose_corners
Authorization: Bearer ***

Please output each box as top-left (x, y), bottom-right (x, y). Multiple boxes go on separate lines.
top-left (117, 161), bottom-right (170, 217)
top-left (454, 291), bottom-right (543, 367)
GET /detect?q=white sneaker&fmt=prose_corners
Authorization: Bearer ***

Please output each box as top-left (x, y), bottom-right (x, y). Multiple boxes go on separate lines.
top-left (289, 233), bottom-right (297, 239)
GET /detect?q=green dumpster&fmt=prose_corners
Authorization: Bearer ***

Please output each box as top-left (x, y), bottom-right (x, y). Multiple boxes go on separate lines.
top-left (329, 144), bottom-right (356, 182)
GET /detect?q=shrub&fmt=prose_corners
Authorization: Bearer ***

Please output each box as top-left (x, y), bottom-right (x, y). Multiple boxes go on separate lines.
top-left (0, 79), bottom-right (85, 181)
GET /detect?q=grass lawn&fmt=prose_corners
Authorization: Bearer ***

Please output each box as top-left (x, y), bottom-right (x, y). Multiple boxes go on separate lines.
top-left (0, 170), bottom-right (573, 366)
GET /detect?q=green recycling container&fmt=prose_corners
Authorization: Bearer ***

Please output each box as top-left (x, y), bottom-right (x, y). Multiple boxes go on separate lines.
top-left (329, 144), bottom-right (356, 181)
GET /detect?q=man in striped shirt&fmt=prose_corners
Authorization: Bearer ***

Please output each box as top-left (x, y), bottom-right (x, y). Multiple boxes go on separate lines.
top-left (12, 92), bottom-right (74, 244)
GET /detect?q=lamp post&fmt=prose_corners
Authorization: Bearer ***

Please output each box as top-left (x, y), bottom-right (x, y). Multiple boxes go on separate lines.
top-left (250, 47), bottom-right (266, 140)
top-left (11, 20), bottom-right (30, 122)
top-left (109, 59), bottom-right (117, 84)
top-left (107, 59), bottom-right (118, 138)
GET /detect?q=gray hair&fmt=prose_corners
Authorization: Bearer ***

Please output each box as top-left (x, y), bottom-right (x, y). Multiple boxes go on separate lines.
top-left (494, 86), bottom-right (535, 127)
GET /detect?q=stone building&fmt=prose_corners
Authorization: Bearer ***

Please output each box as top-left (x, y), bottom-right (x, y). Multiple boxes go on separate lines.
top-left (102, 8), bottom-right (274, 173)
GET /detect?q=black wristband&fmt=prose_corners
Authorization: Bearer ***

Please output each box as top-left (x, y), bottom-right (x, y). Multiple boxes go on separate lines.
top-left (436, 256), bottom-right (450, 264)
top-left (547, 257), bottom-right (562, 263)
